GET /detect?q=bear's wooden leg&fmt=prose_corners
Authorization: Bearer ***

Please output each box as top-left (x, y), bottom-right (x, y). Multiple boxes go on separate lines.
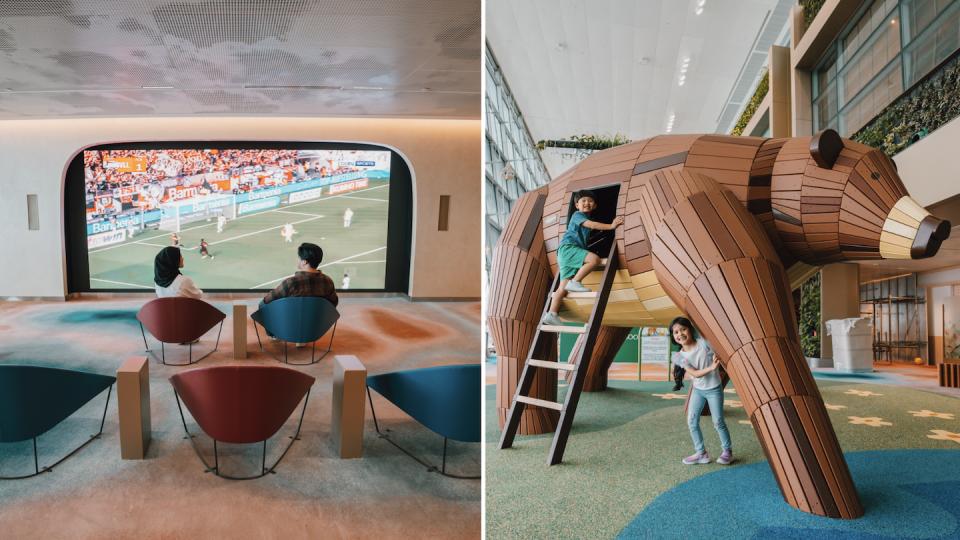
top-left (487, 189), bottom-right (560, 434)
top-left (639, 170), bottom-right (864, 519)
top-left (563, 326), bottom-right (632, 390)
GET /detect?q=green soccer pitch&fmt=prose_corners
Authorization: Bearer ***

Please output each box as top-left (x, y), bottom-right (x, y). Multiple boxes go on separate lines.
top-left (87, 180), bottom-right (390, 291)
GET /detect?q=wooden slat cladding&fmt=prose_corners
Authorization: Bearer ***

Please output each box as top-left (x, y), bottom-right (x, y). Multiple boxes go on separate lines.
top-left (632, 152), bottom-right (688, 175)
top-left (518, 194), bottom-right (546, 252)
top-left (488, 187), bottom-right (561, 434)
top-left (562, 326), bottom-right (632, 391)
top-left (635, 170), bottom-right (863, 519)
top-left (752, 396), bottom-right (864, 519)
top-left (766, 135), bottom-right (916, 264)
top-left (940, 363), bottom-right (960, 388)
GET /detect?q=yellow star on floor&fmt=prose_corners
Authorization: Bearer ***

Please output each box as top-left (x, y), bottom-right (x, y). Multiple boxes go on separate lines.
top-left (724, 388), bottom-right (737, 394)
top-left (728, 401), bottom-right (743, 408)
top-left (824, 403), bottom-right (847, 410)
top-left (845, 389), bottom-right (883, 397)
top-left (928, 430), bottom-right (960, 444)
top-left (652, 393), bottom-right (686, 400)
top-left (908, 410), bottom-right (955, 419)
top-left (848, 416), bottom-right (892, 427)
top-left (739, 420), bottom-right (751, 425)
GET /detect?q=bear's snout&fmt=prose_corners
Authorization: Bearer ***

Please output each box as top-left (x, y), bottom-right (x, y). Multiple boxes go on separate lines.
top-left (911, 215), bottom-right (951, 259)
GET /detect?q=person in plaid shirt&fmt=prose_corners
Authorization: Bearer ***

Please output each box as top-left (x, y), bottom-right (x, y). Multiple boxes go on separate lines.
top-left (260, 242), bottom-right (339, 346)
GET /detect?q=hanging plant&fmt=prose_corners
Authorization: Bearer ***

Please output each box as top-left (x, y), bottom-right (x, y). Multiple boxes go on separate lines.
top-left (731, 69), bottom-right (769, 136)
top-left (800, 272), bottom-right (822, 358)
top-left (536, 132), bottom-right (632, 152)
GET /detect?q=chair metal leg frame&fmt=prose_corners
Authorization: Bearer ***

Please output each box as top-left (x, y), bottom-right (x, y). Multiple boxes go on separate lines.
top-left (172, 388), bottom-right (310, 480)
top-left (253, 321), bottom-right (336, 366)
top-left (366, 388), bottom-right (479, 480)
top-left (141, 321), bottom-right (224, 366)
top-left (1, 385), bottom-right (113, 480)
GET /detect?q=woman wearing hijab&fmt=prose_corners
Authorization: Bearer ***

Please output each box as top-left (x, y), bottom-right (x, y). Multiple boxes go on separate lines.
top-left (154, 246), bottom-right (203, 299)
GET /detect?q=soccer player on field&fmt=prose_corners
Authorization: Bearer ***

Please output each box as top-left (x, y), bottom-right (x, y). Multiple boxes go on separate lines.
top-left (217, 213), bottom-right (226, 233)
top-left (281, 222), bottom-right (297, 243)
top-left (343, 208), bottom-right (353, 227)
top-left (199, 239), bottom-right (214, 260)
top-left (171, 233), bottom-right (180, 247)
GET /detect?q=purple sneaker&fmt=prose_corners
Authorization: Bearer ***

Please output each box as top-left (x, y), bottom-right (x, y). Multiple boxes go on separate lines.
top-left (717, 449), bottom-right (733, 465)
top-left (682, 451), bottom-right (710, 465)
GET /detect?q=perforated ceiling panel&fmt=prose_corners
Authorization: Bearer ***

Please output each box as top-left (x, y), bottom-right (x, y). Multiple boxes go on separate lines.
top-left (0, 0), bottom-right (480, 117)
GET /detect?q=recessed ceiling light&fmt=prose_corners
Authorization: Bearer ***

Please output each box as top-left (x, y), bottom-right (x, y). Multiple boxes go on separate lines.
top-left (681, 68), bottom-right (687, 73)
top-left (352, 86), bottom-right (384, 90)
top-left (420, 87), bottom-right (430, 91)
top-left (142, 86), bottom-right (173, 89)
top-left (556, 44), bottom-right (565, 52)
top-left (638, 58), bottom-right (649, 65)
top-left (695, 7), bottom-right (703, 15)
top-left (679, 80), bottom-right (685, 86)
top-left (698, 0), bottom-right (705, 6)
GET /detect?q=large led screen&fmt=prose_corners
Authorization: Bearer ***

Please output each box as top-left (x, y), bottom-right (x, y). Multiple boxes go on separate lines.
top-left (83, 148), bottom-right (391, 290)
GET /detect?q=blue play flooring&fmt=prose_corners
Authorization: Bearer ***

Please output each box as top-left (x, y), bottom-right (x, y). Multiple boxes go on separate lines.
top-left (618, 450), bottom-right (960, 539)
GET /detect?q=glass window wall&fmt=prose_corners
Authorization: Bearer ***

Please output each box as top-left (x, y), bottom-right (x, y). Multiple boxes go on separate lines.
top-left (812, 0), bottom-right (960, 136)
top-left (484, 44), bottom-right (552, 351)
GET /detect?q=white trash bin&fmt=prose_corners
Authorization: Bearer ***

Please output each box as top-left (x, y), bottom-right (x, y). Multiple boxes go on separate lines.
top-left (825, 318), bottom-right (874, 373)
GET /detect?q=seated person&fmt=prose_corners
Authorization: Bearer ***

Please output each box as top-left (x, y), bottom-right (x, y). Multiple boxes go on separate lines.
top-left (260, 243), bottom-right (339, 345)
top-left (154, 246), bottom-right (202, 299)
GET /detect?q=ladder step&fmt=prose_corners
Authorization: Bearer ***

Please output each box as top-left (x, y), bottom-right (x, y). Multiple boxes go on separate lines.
top-left (566, 291), bottom-right (596, 299)
top-left (540, 324), bottom-right (587, 334)
top-left (598, 258), bottom-right (608, 266)
top-left (528, 359), bottom-right (576, 371)
top-left (516, 395), bottom-right (564, 411)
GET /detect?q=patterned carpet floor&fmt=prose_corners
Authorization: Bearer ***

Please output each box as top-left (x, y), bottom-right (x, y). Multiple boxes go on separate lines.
top-left (485, 372), bottom-right (960, 539)
top-left (0, 297), bottom-right (482, 540)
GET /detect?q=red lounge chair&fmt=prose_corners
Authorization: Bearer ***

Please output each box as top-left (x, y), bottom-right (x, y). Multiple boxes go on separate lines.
top-left (137, 297), bottom-right (226, 365)
top-left (169, 365), bottom-right (315, 480)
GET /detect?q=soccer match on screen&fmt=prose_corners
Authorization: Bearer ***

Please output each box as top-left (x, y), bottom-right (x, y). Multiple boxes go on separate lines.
top-left (83, 148), bottom-right (390, 290)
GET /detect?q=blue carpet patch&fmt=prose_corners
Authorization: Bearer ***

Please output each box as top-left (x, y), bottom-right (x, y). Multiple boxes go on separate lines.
top-left (813, 372), bottom-right (884, 380)
top-left (55, 309), bottom-right (141, 327)
top-left (618, 450), bottom-right (960, 540)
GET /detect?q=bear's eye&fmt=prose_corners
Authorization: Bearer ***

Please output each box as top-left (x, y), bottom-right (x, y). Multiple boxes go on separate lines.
top-left (871, 172), bottom-right (881, 180)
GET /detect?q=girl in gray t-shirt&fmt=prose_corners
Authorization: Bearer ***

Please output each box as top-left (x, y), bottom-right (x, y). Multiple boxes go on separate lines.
top-left (669, 317), bottom-right (733, 466)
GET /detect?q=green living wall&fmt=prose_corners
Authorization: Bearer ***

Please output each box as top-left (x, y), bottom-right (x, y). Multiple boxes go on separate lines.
top-left (852, 53), bottom-right (960, 157)
top-left (800, 272), bottom-right (821, 358)
top-left (731, 70), bottom-right (769, 136)
top-left (800, 0), bottom-right (827, 28)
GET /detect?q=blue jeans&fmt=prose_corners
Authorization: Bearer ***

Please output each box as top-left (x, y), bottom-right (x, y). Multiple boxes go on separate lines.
top-left (687, 385), bottom-right (732, 454)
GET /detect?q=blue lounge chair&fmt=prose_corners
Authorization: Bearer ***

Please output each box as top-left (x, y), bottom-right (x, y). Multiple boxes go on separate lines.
top-left (251, 297), bottom-right (339, 365)
top-left (0, 365), bottom-right (115, 479)
top-left (366, 364), bottom-right (480, 479)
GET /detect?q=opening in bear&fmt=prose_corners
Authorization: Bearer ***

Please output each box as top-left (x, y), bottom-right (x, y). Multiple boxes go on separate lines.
top-left (566, 183), bottom-right (622, 258)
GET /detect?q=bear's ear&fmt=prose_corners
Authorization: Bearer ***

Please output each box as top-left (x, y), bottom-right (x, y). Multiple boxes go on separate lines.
top-left (810, 129), bottom-right (844, 169)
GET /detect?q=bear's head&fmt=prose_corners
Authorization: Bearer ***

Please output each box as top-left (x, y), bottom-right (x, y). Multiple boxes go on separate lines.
top-left (772, 129), bottom-right (950, 265)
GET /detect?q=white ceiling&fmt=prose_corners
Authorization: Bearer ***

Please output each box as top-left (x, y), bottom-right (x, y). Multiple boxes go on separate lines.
top-left (0, 0), bottom-right (480, 118)
top-left (486, 0), bottom-right (788, 158)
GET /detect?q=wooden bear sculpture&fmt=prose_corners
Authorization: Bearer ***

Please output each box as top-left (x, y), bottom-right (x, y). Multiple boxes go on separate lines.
top-left (488, 130), bottom-right (950, 519)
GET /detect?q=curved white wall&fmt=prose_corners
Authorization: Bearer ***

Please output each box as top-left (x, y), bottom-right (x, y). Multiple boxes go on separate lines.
top-left (0, 116), bottom-right (480, 299)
